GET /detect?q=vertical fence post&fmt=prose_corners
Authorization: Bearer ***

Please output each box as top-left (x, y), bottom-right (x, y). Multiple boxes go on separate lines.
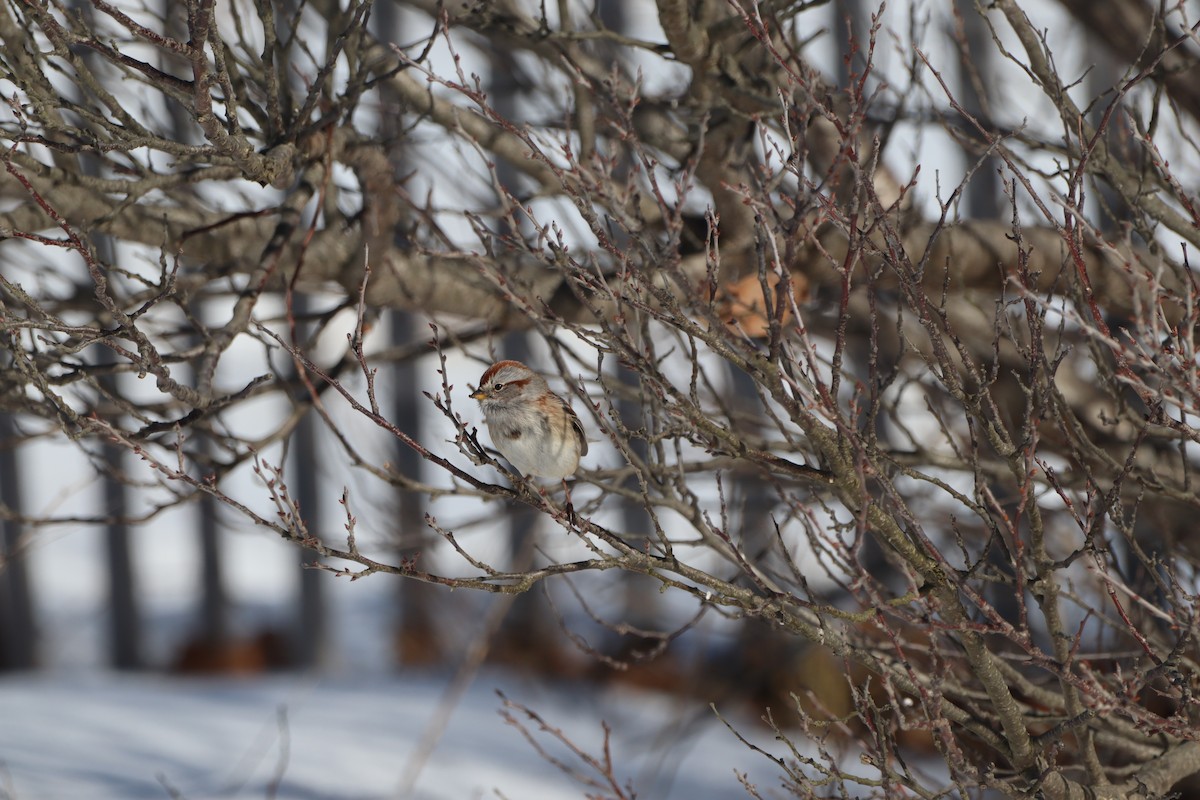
top-left (291, 292), bottom-right (328, 670)
top-left (0, 414), bottom-right (35, 670)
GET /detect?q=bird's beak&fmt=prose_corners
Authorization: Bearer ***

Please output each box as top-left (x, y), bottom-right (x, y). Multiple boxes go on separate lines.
top-left (470, 389), bottom-right (486, 401)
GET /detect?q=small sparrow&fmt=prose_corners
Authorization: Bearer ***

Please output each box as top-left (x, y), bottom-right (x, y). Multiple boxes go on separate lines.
top-left (470, 360), bottom-right (588, 480)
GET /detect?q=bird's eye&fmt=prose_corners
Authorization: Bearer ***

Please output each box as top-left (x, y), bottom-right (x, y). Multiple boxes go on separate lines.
top-left (493, 382), bottom-right (504, 391)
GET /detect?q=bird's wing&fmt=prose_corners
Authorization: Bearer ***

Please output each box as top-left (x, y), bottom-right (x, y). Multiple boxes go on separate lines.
top-left (563, 399), bottom-right (588, 457)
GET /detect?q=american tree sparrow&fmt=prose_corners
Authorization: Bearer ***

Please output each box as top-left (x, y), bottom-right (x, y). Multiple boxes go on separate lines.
top-left (470, 360), bottom-right (588, 480)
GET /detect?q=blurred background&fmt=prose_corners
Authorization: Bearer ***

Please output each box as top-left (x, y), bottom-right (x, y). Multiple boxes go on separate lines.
top-left (2, 0), bottom-right (1195, 796)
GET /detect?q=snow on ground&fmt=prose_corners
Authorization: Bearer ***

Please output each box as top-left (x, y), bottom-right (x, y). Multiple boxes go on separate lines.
top-left (0, 668), bottom-right (777, 800)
